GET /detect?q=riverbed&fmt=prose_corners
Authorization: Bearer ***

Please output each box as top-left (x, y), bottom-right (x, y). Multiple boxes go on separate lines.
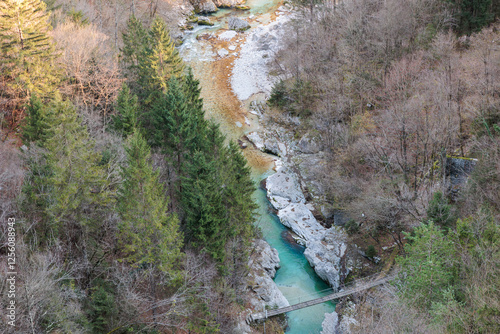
top-left (179, 2), bottom-right (336, 332)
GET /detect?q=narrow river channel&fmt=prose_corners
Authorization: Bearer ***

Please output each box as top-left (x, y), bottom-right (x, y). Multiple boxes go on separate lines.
top-left (180, 2), bottom-right (336, 332)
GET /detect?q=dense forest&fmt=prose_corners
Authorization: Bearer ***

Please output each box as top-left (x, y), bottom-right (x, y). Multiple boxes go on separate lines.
top-left (268, 0), bottom-right (499, 332)
top-left (1, 0), bottom-right (257, 333)
top-left (0, 0), bottom-right (499, 333)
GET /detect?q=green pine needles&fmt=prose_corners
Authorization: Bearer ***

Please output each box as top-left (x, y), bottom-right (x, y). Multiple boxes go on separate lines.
top-left (117, 131), bottom-right (183, 275)
top-left (119, 14), bottom-right (258, 264)
top-left (0, 0), bottom-right (60, 102)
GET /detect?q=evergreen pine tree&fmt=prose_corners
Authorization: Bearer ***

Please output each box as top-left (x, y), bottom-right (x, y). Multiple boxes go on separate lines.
top-left (182, 150), bottom-right (228, 262)
top-left (44, 99), bottom-right (113, 232)
top-left (117, 130), bottom-right (183, 274)
top-left (449, 0), bottom-right (494, 34)
top-left (224, 141), bottom-right (257, 238)
top-left (183, 68), bottom-right (204, 118)
top-left (140, 17), bottom-right (184, 101)
top-left (0, 0), bottom-right (60, 102)
top-left (396, 222), bottom-right (456, 310)
top-left (112, 84), bottom-right (138, 137)
top-left (120, 15), bottom-right (148, 89)
top-left (21, 95), bottom-right (51, 145)
top-left (149, 77), bottom-right (199, 183)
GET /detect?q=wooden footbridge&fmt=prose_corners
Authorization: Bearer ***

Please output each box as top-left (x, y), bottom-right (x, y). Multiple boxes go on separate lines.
top-left (248, 273), bottom-right (395, 323)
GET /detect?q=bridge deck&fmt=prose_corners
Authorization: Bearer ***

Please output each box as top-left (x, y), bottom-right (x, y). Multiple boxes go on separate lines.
top-left (249, 275), bottom-right (394, 322)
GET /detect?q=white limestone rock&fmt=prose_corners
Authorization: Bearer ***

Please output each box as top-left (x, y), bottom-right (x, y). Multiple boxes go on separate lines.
top-left (229, 17), bottom-right (250, 31)
top-left (263, 136), bottom-right (287, 157)
top-left (278, 203), bottom-right (326, 243)
top-left (219, 30), bottom-right (238, 40)
top-left (321, 311), bottom-right (339, 334)
top-left (266, 168), bottom-right (305, 210)
top-left (192, 0), bottom-right (218, 13)
top-left (213, 0), bottom-right (245, 7)
top-left (246, 131), bottom-right (265, 150)
top-left (218, 48), bottom-right (229, 57)
top-left (338, 301), bottom-right (358, 333)
top-left (247, 239), bottom-right (289, 309)
top-left (304, 228), bottom-right (347, 288)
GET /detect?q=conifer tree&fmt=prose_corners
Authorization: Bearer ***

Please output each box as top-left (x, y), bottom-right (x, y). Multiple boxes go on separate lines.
top-left (21, 95), bottom-right (51, 145)
top-left (112, 84), bottom-right (139, 137)
top-left (44, 99), bottom-right (112, 231)
top-left (117, 130), bottom-right (183, 274)
top-left (141, 17), bottom-right (184, 99)
top-left (181, 122), bottom-right (256, 262)
top-left (224, 141), bottom-right (257, 238)
top-left (183, 68), bottom-right (204, 118)
top-left (182, 150), bottom-right (228, 262)
top-left (0, 0), bottom-right (60, 103)
top-left (120, 15), bottom-right (148, 88)
top-left (149, 78), bottom-right (199, 182)
top-left (450, 0), bottom-right (494, 34)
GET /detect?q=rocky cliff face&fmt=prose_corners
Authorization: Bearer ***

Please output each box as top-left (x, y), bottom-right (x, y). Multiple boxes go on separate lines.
top-left (265, 164), bottom-right (348, 289)
top-left (246, 239), bottom-right (289, 309)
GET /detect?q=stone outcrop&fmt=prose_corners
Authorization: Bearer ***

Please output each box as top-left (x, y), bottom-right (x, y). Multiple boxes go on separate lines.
top-left (213, 0), bottom-right (245, 7)
top-left (266, 167), bottom-right (305, 210)
top-left (304, 229), bottom-right (347, 289)
top-left (321, 311), bottom-right (339, 334)
top-left (228, 17), bottom-right (251, 31)
top-left (247, 239), bottom-right (289, 310)
top-left (246, 131), bottom-right (288, 157)
top-left (278, 203), bottom-right (324, 243)
top-left (266, 162), bottom-right (348, 288)
top-left (298, 132), bottom-right (322, 154)
top-left (445, 157), bottom-right (477, 201)
top-left (191, 0), bottom-right (218, 13)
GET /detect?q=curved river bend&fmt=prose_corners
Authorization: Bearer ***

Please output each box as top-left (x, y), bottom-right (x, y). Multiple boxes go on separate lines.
top-left (180, 1), bottom-right (336, 332)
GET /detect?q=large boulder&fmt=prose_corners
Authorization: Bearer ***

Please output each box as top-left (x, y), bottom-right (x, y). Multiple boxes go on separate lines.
top-left (228, 17), bottom-right (250, 31)
top-left (247, 240), bottom-right (289, 309)
top-left (263, 136), bottom-right (287, 157)
top-left (298, 132), bottom-right (322, 154)
top-left (304, 228), bottom-right (347, 289)
top-left (191, 0), bottom-right (218, 13)
top-left (213, 0), bottom-right (245, 7)
top-left (278, 203), bottom-right (326, 244)
top-left (246, 131), bottom-right (265, 151)
top-left (321, 311), bottom-right (339, 334)
top-left (266, 168), bottom-right (305, 210)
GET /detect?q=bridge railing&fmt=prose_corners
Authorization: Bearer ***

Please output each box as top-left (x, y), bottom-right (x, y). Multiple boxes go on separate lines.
top-left (247, 272), bottom-right (397, 323)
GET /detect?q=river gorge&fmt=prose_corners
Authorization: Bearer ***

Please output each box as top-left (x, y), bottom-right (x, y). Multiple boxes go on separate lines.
top-left (179, 2), bottom-right (341, 332)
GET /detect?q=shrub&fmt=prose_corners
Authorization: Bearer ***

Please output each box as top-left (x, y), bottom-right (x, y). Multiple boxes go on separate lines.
top-left (345, 219), bottom-right (360, 235)
top-left (366, 245), bottom-right (377, 258)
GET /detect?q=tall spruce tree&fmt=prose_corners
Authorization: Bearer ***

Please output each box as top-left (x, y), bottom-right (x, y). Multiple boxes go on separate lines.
top-left (149, 78), bottom-right (200, 184)
top-left (224, 141), bottom-right (257, 238)
top-left (117, 130), bottom-right (183, 274)
top-left (181, 122), bottom-right (256, 262)
top-left (141, 17), bottom-right (184, 101)
top-left (112, 84), bottom-right (139, 137)
top-left (21, 95), bottom-right (51, 145)
top-left (0, 0), bottom-right (60, 103)
top-left (449, 0), bottom-right (494, 34)
top-left (44, 99), bottom-right (113, 232)
top-left (182, 150), bottom-right (228, 262)
top-left (120, 15), bottom-right (148, 90)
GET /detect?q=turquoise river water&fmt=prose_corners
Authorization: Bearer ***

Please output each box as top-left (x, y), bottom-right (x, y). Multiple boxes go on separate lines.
top-left (180, 1), bottom-right (337, 332)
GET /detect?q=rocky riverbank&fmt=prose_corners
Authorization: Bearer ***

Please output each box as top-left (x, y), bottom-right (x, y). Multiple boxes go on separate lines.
top-left (236, 239), bottom-right (289, 333)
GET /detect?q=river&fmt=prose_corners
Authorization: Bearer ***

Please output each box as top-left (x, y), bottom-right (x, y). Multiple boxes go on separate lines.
top-left (180, 2), bottom-right (336, 332)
